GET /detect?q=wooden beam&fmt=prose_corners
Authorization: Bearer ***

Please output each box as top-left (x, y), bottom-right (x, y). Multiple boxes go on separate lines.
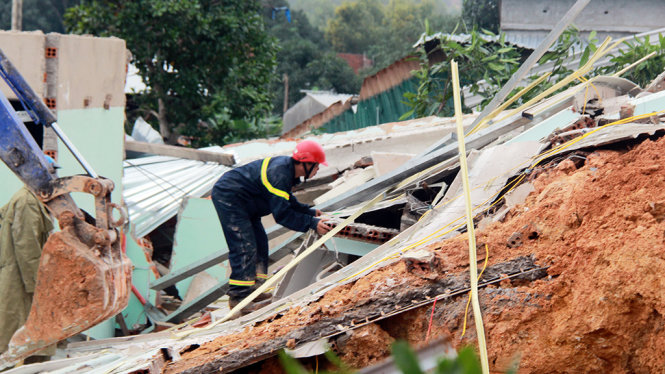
top-left (125, 140), bottom-right (235, 166)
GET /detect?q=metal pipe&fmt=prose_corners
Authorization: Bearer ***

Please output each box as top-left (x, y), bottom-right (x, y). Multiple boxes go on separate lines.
top-left (50, 122), bottom-right (99, 178)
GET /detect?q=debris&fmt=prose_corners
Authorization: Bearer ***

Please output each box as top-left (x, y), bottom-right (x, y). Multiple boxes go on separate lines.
top-left (646, 70), bottom-right (665, 93)
top-left (353, 156), bottom-right (374, 169)
top-left (403, 248), bottom-right (438, 279)
top-left (371, 151), bottom-right (415, 177)
top-left (503, 182), bottom-right (535, 209)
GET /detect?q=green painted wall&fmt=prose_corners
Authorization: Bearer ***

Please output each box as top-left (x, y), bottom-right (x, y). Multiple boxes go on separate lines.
top-left (328, 237), bottom-right (378, 257)
top-left (171, 197), bottom-right (229, 299)
top-left (121, 237), bottom-right (154, 329)
top-left (319, 78), bottom-right (419, 134)
top-left (55, 108), bottom-right (125, 208)
top-left (0, 107), bottom-right (124, 207)
top-left (58, 107), bottom-right (125, 339)
top-left (0, 107), bottom-right (126, 339)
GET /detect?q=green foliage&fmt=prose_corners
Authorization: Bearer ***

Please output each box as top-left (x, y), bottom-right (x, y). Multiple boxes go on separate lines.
top-left (326, 0), bottom-right (385, 54)
top-left (513, 26), bottom-right (593, 105)
top-left (392, 341), bottom-right (486, 374)
top-left (278, 349), bottom-right (355, 374)
top-left (289, 0), bottom-right (457, 33)
top-left (288, 0), bottom-right (344, 31)
top-left (65, 0), bottom-right (277, 147)
top-left (325, 0), bottom-right (459, 74)
top-left (262, 0), bottom-right (361, 115)
top-left (403, 27), bottom-right (520, 118)
top-left (199, 107), bottom-right (282, 146)
top-left (516, 28), bottom-right (665, 107)
top-left (599, 33), bottom-right (665, 88)
top-left (461, 0), bottom-right (499, 33)
top-left (278, 341), bottom-right (508, 374)
top-left (0, 0), bottom-right (83, 33)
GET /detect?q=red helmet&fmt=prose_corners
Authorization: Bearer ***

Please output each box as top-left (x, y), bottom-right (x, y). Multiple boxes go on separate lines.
top-left (292, 140), bottom-right (327, 166)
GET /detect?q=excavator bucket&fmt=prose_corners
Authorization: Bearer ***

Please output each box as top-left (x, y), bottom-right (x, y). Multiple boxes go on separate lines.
top-left (0, 47), bottom-right (132, 368)
top-left (0, 213), bottom-right (132, 367)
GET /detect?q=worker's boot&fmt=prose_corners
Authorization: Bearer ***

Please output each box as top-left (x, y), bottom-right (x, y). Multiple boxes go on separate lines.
top-left (249, 281), bottom-right (273, 303)
top-left (228, 297), bottom-right (271, 317)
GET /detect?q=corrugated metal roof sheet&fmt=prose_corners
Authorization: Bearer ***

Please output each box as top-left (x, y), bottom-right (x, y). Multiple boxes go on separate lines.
top-left (307, 91), bottom-right (354, 107)
top-left (282, 91), bottom-right (354, 134)
top-left (122, 117), bottom-right (457, 239)
top-left (123, 156), bottom-right (230, 239)
top-left (414, 32), bottom-right (534, 50)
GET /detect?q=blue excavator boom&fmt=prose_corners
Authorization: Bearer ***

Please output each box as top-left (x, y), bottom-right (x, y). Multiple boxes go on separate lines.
top-left (0, 48), bottom-right (132, 368)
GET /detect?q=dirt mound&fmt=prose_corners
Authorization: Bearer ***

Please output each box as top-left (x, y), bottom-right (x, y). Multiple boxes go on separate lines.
top-left (432, 135), bottom-right (665, 372)
top-left (165, 135), bottom-right (665, 373)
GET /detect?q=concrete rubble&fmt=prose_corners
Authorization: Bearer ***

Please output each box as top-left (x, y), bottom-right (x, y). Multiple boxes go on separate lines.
top-left (9, 64), bottom-right (660, 373)
top-left (7, 23), bottom-right (665, 374)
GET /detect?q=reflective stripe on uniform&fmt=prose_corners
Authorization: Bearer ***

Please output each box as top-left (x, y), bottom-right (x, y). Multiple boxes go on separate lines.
top-left (261, 157), bottom-right (290, 200)
top-left (229, 279), bottom-right (255, 286)
top-left (256, 273), bottom-right (268, 279)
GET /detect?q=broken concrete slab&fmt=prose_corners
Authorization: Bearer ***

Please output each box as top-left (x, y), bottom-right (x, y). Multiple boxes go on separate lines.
top-left (633, 90), bottom-right (665, 117)
top-left (409, 141), bottom-right (543, 247)
top-left (371, 151), bottom-right (415, 177)
top-left (545, 122), bottom-right (665, 157)
top-left (572, 76), bottom-right (642, 114)
top-left (314, 167), bottom-right (376, 206)
top-left (504, 182), bottom-right (535, 209)
top-left (182, 272), bottom-right (219, 306)
top-left (507, 107), bottom-right (579, 144)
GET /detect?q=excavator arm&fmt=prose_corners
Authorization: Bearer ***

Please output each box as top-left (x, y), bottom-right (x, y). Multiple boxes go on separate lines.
top-left (0, 49), bottom-right (131, 367)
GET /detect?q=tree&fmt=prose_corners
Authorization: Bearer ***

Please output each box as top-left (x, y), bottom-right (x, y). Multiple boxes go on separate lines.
top-left (263, 0), bottom-right (361, 115)
top-left (0, 0), bottom-right (83, 33)
top-left (462, 0), bottom-right (499, 33)
top-left (366, 0), bottom-right (458, 74)
top-left (325, 0), bottom-right (385, 54)
top-left (403, 27), bottom-right (520, 118)
top-left (65, 0), bottom-right (277, 146)
top-left (325, 0), bottom-right (459, 75)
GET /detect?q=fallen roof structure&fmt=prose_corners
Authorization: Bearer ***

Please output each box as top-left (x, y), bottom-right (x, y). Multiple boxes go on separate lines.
top-left (10, 2), bottom-right (665, 370)
top-left (11, 63), bottom-right (664, 372)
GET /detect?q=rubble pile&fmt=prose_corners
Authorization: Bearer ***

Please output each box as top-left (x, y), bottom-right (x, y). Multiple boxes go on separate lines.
top-left (164, 134), bottom-right (665, 373)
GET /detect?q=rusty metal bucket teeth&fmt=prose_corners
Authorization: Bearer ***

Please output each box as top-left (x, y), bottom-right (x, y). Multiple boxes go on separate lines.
top-left (0, 225), bottom-right (131, 366)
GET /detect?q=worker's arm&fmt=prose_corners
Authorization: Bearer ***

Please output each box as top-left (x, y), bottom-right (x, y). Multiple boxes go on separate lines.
top-left (269, 193), bottom-right (319, 232)
top-left (289, 194), bottom-right (317, 216)
top-left (12, 190), bottom-right (51, 293)
top-left (263, 163), bottom-right (320, 232)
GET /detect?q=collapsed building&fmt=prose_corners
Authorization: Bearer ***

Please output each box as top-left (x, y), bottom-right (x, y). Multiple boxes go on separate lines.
top-left (13, 61), bottom-right (665, 374)
top-left (4, 2), bottom-right (665, 373)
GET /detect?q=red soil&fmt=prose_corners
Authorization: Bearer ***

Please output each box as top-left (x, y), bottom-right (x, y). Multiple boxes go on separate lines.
top-left (165, 135), bottom-right (665, 373)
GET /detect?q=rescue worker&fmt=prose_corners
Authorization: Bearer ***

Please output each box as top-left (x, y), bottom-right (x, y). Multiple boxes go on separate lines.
top-left (212, 140), bottom-right (332, 314)
top-left (0, 156), bottom-right (58, 362)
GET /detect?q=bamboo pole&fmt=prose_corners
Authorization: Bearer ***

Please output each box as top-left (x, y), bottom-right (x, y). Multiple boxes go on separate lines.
top-left (452, 59), bottom-right (489, 374)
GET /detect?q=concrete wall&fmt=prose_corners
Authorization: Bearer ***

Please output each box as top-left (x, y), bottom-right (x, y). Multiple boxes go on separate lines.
top-left (0, 31), bottom-right (127, 201)
top-left (501, 0), bottom-right (665, 33)
top-left (171, 198), bottom-right (228, 299)
top-left (48, 34), bottom-right (127, 111)
top-left (0, 31), bottom-right (46, 101)
top-left (0, 31), bottom-right (128, 339)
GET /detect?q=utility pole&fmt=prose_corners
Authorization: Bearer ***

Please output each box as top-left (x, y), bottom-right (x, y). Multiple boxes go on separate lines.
top-left (11, 0), bottom-right (23, 31)
top-left (282, 73), bottom-right (289, 114)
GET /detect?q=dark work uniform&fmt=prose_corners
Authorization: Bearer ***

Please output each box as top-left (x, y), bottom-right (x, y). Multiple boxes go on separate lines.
top-left (211, 156), bottom-right (319, 300)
